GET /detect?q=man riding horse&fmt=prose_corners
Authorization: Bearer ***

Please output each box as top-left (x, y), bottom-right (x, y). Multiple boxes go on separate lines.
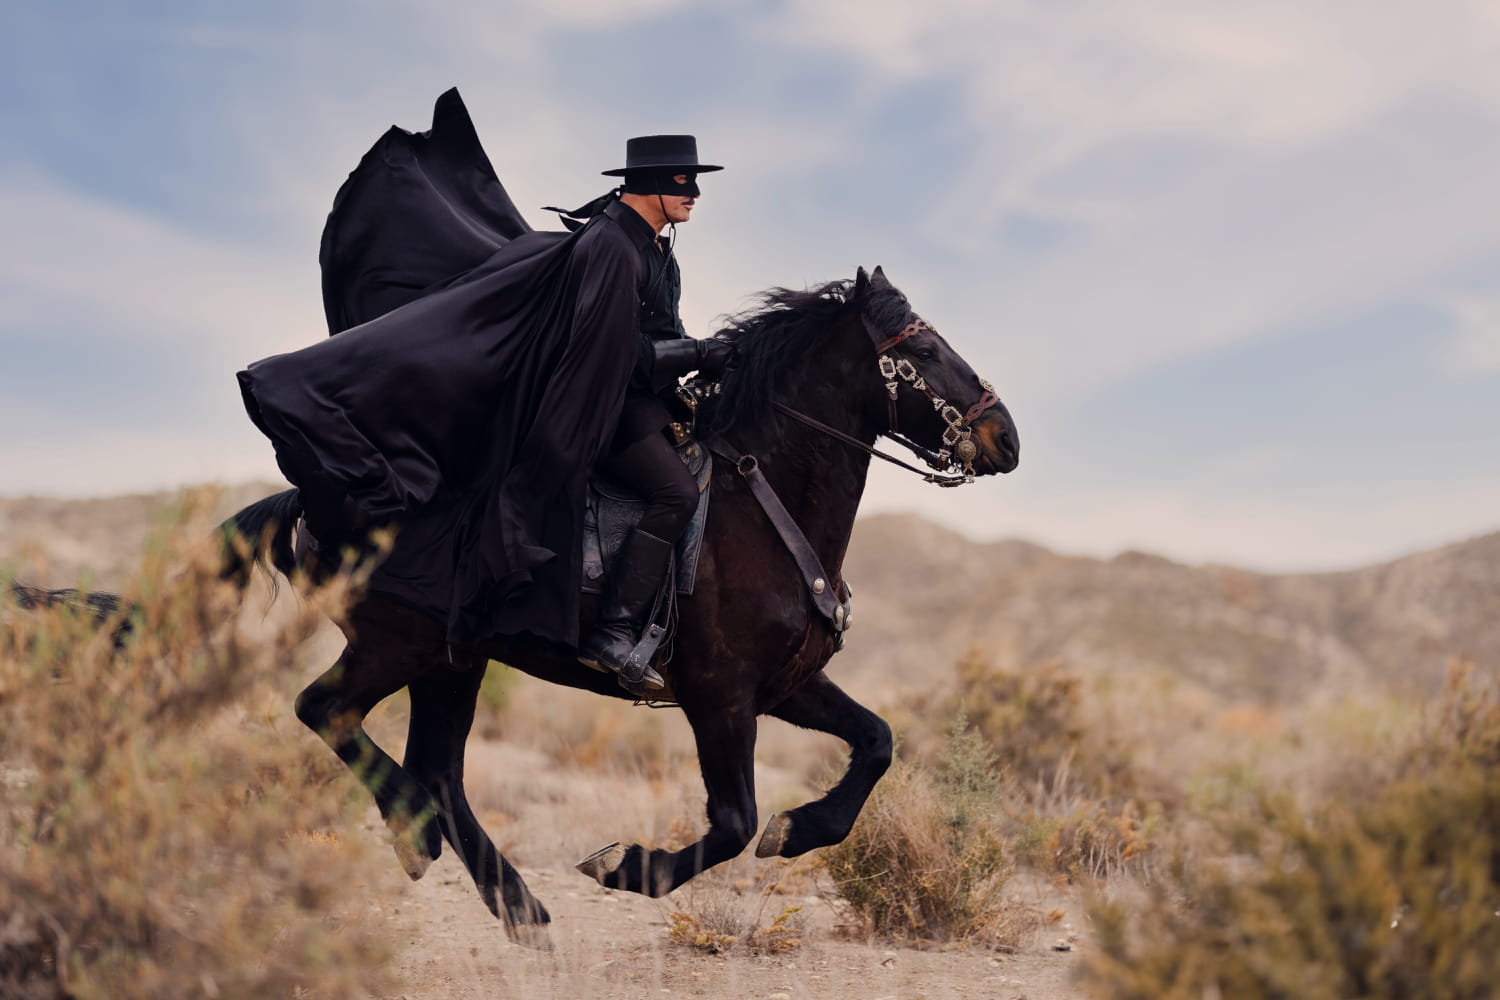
top-left (237, 90), bottom-right (728, 692)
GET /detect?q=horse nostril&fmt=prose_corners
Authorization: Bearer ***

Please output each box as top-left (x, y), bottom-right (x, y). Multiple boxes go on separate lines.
top-left (974, 420), bottom-right (1019, 472)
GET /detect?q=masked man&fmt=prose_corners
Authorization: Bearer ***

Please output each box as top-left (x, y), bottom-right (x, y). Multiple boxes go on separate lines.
top-left (238, 90), bottom-right (726, 690)
top-left (570, 142), bottom-right (730, 687)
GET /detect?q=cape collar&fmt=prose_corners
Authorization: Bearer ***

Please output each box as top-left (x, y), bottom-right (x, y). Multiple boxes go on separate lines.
top-left (603, 198), bottom-right (664, 253)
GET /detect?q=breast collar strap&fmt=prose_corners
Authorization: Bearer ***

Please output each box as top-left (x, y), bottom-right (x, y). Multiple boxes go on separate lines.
top-left (703, 435), bottom-right (855, 641)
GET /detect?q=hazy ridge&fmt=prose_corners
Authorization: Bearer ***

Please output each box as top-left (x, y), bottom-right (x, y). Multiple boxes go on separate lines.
top-left (845, 513), bottom-right (1500, 703)
top-left (3, 486), bottom-right (1496, 704)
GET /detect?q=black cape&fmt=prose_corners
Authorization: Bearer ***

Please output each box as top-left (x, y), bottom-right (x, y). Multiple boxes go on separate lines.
top-left (238, 89), bottom-right (644, 648)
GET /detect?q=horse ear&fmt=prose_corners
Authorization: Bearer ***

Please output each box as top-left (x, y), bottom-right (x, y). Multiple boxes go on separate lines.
top-left (854, 266), bottom-right (870, 300)
top-left (871, 265), bottom-right (889, 286)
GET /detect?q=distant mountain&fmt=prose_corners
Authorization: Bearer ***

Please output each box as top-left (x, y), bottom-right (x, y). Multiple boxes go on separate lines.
top-left (841, 514), bottom-right (1500, 703)
top-left (0, 482), bottom-right (288, 589)
top-left (4, 488), bottom-right (1495, 704)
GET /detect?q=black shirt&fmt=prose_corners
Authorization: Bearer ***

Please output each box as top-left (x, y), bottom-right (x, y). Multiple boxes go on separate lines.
top-left (602, 199), bottom-right (688, 446)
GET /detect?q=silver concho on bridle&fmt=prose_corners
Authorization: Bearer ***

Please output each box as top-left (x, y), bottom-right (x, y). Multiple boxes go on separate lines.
top-left (874, 317), bottom-right (997, 484)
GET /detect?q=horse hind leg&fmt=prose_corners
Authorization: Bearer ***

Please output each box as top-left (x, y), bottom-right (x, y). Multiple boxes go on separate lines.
top-left (294, 604), bottom-right (445, 879)
top-left (402, 664), bottom-right (553, 950)
top-left (755, 670), bottom-right (892, 859)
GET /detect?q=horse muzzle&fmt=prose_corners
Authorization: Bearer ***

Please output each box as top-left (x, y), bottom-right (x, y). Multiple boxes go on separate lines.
top-left (972, 407), bottom-right (1019, 475)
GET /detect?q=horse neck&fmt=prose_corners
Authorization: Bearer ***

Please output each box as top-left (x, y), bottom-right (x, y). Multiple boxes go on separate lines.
top-left (729, 318), bottom-right (878, 581)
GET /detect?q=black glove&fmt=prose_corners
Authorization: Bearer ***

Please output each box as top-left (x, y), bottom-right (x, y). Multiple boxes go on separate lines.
top-left (650, 337), bottom-right (736, 390)
top-left (696, 338), bottom-right (736, 377)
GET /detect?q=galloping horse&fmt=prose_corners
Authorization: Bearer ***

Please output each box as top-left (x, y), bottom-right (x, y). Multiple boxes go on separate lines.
top-left (222, 264), bottom-right (1018, 948)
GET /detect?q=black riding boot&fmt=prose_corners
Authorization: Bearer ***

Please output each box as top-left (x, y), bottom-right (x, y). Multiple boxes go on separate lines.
top-left (578, 528), bottom-right (674, 690)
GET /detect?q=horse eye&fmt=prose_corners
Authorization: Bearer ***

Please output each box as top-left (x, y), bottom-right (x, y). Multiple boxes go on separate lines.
top-left (915, 348), bottom-right (937, 362)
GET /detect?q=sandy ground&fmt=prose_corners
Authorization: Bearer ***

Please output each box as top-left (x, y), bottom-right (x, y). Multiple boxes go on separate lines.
top-left (349, 731), bottom-right (1092, 1000)
top-left (380, 856), bottom-right (1087, 1000)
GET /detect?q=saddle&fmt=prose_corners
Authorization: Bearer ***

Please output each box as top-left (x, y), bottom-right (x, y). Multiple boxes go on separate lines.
top-left (581, 438), bottom-right (713, 600)
top-left (582, 435), bottom-right (711, 696)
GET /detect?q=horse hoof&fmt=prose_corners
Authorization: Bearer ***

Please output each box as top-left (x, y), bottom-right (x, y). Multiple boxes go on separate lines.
top-left (575, 842), bottom-right (627, 886)
top-left (756, 812), bottom-right (793, 858)
top-left (505, 921), bottom-right (556, 952)
top-left (393, 835), bottom-right (436, 881)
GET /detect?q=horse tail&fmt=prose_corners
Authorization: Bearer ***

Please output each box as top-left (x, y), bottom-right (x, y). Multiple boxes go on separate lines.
top-left (7, 488), bottom-right (305, 650)
top-left (9, 581), bottom-right (136, 650)
top-left (217, 488), bottom-right (302, 590)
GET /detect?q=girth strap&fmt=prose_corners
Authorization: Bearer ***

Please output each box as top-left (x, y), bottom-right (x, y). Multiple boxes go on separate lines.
top-left (704, 435), bottom-right (849, 635)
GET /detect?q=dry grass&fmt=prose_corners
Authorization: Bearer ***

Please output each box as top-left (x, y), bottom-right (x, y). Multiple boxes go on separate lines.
top-left (1081, 661), bottom-right (1500, 999)
top-left (665, 857), bottom-right (811, 956)
top-left (0, 491), bottom-right (401, 999)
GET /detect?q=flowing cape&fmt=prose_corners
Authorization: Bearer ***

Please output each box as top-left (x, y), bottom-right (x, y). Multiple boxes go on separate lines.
top-left (238, 89), bottom-right (641, 648)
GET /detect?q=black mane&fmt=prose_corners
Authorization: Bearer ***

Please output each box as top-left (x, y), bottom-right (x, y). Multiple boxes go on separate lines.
top-left (700, 277), bottom-right (913, 434)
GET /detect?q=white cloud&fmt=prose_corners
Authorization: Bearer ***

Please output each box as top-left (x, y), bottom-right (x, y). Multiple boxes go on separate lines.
top-left (502, 0), bottom-right (704, 26)
top-left (5, 1), bottom-right (1500, 569)
top-left (0, 172), bottom-right (317, 358)
top-left (763, 1), bottom-right (1500, 230)
top-left (1440, 296), bottom-right (1500, 377)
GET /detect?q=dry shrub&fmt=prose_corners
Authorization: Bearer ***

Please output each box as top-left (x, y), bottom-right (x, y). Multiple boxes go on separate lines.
top-left (0, 495), bottom-right (400, 999)
top-left (1016, 796), bottom-right (1159, 882)
top-left (666, 860), bottom-right (809, 955)
top-left (667, 907), bottom-right (741, 955)
top-left (666, 903), bottom-right (805, 956)
top-left (1082, 662), bottom-right (1500, 999)
top-left (900, 648), bottom-right (1134, 796)
top-left (824, 718), bottom-right (1026, 947)
top-left (893, 650), bottom-right (1160, 883)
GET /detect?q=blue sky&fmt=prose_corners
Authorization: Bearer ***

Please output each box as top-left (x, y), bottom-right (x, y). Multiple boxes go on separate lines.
top-left (3, 0), bottom-right (1498, 571)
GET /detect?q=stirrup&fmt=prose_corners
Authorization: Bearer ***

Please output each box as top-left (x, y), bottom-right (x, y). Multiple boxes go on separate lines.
top-left (578, 624), bottom-right (667, 690)
top-left (619, 623), bottom-right (667, 689)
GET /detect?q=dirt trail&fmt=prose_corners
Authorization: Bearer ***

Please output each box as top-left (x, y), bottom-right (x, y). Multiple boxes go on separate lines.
top-left (381, 855), bottom-right (1086, 1000)
top-left (365, 735), bottom-right (1090, 1000)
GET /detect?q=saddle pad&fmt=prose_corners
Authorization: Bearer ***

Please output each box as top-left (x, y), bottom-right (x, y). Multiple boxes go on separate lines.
top-left (581, 440), bottom-right (712, 596)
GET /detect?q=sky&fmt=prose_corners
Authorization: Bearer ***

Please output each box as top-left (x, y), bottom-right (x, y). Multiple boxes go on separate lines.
top-left (3, 0), bottom-right (1498, 572)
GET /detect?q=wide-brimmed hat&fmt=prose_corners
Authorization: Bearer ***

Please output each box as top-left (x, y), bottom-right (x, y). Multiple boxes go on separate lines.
top-left (602, 135), bottom-right (723, 177)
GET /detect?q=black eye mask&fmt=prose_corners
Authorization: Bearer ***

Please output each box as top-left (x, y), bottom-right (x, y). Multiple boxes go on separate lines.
top-left (623, 170), bottom-right (699, 197)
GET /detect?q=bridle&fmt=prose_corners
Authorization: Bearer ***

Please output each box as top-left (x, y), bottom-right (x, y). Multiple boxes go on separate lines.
top-left (869, 315), bottom-right (999, 483)
top-left (771, 313), bottom-right (998, 487)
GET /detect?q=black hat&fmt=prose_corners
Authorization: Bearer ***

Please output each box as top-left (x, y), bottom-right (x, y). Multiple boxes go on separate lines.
top-left (602, 135), bottom-right (723, 177)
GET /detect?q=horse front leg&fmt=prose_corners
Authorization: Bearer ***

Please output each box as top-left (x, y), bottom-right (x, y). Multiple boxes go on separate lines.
top-left (403, 664), bottom-right (553, 950)
top-left (755, 670), bottom-right (892, 858)
top-left (576, 703), bottom-right (757, 897)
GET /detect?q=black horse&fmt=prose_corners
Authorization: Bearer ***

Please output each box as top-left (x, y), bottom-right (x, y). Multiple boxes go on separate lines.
top-left (220, 265), bottom-right (1018, 948)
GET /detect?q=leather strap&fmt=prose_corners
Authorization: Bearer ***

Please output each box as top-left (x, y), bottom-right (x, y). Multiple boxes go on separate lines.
top-left (704, 436), bottom-right (847, 630)
top-left (872, 317), bottom-right (933, 354)
top-left (964, 390), bottom-right (999, 424)
top-left (771, 402), bottom-right (973, 487)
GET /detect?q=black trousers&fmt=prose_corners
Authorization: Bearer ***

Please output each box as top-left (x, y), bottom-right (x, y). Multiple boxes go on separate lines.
top-left (598, 430), bottom-right (700, 542)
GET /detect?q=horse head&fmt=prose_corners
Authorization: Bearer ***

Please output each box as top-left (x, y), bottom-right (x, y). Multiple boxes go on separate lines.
top-left (851, 265), bottom-right (1019, 479)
